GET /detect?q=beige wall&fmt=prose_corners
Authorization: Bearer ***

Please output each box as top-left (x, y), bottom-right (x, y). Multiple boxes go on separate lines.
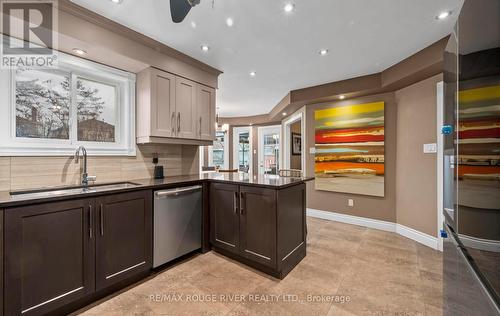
top-left (305, 93), bottom-right (398, 223)
top-left (290, 121), bottom-right (302, 170)
top-left (395, 74), bottom-right (442, 236)
top-left (0, 144), bottom-right (199, 192)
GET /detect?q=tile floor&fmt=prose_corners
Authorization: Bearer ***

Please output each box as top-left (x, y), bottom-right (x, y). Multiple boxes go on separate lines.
top-left (76, 217), bottom-right (443, 316)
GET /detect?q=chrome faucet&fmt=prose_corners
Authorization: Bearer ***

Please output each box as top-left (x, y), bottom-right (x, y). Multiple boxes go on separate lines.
top-left (74, 146), bottom-right (96, 188)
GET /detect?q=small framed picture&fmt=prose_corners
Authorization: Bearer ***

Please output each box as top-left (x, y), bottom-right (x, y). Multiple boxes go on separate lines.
top-left (291, 133), bottom-right (302, 155)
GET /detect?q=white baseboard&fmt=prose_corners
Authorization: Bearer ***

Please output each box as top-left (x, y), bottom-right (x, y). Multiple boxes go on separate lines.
top-left (307, 208), bottom-right (440, 250)
top-left (307, 208), bottom-right (396, 232)
top-left (396, 224), bottom-right (439, 250)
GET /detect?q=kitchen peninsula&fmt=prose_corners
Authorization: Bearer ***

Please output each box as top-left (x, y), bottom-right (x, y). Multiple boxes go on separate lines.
top-left (0, 174), bottom-right (312, 315)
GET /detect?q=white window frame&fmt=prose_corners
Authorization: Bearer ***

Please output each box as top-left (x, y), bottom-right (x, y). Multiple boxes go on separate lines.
top-left (233, 126), bottom-right (253, 175)
top-left (199, 131), bottom-right (229, 173)
top-left (0, 51), bottom-right (136, 156)
top-left (258, 125), bottom-right (281, 175)
top-left (281, 107), bottom-right (306, 175)
top-left (211, 131), bottom-right (229, 169)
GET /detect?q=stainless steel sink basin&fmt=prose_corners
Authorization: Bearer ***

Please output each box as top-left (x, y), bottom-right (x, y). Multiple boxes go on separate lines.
top-left (10, 182), bottom-right (141, 199)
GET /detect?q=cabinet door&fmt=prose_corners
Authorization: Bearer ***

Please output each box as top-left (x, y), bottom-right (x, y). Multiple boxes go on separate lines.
top-left (175, 77), bottom-right (197, 139)
top-left (151, 69), bottom-right (176, 137)
top-left (197, 84), bottom-right (216, 140)
top-left (239, 186), bottom-right (277, 268)
top-left (95, 190), bottom-right (152, 291)
top-left (210, 183), bottom-right (240, 254)
top-left (4, 199), bottom-right (95, 316)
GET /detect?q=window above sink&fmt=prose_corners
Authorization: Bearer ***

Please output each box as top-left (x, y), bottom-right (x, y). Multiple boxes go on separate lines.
top-left (0, 47), bottom-right (136, 156)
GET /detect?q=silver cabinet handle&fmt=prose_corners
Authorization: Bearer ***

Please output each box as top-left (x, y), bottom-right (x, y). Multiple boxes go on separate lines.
top-left (199, 117), bottom-right (202, 137)
top-left (177, 112), bottom-right (181, 133)
top-left (240, 192), bottom-right (245, 215)
top-left (100, 203), bottom-right (104, 236)
top-left (89, 204), bottom-right (93, 239)
top-left (171, 112), bottom-right (175, 134)
top-left (233, 191), bottom-right (238, 214)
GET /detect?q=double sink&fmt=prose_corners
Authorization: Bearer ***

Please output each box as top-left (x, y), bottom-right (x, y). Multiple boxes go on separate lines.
top-left (10, 181), bottom-right (141, 199)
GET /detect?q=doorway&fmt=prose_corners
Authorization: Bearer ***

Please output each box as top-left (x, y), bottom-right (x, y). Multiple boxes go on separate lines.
top-left (258, 125), bottom-right (281, 175)
top-left (282, 110), bottom-right (305, 175)
top-left (233, 126), bottom-right (252, 174)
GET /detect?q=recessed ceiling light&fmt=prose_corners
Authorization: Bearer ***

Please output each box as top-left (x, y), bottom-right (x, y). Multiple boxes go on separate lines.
top-left (190, 21), bottom-right (197, 28)
top-left (110, 0), bottom-right (122, 4)
top-left (319, 49), bottom-right (329, 56)
top-left (72, 48), bottom-right (87, 55)
top-left (201, 45), bottom-right (210, 52)
top-left (249, 71), bottom-right (256, 77)
top-left (339, 95), bottom-right (345, 100)
top-left (226, 17), bottom-right (234, 27)
top-left (282, 112), bottom-right (287, 116)
top-left (284, 3), bottom-right (295, 13)
top-left (436, 11), bottom-right (451, 20)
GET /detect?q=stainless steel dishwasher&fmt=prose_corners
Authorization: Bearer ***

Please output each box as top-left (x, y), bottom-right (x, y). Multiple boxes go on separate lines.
top-left (153, 185), bottom-right (202, 268)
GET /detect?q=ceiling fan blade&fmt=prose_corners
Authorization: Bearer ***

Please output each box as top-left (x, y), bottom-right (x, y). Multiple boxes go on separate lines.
top-left (170, 0), bottom-right (192, 23)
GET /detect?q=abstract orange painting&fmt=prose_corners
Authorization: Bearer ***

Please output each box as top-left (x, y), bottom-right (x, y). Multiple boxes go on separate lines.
top-left (315, 102), bottom-right (385, 196)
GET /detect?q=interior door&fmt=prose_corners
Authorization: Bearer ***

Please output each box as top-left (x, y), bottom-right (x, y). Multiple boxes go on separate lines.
top-left (210, 183), bottom-right (240, 254)
top-left (4, 199), bottom-right (95, 316)
top-left (258, 125), bottom-right (281, 175)
top-left (95, 190), bottom-right (152, 290)
top-left (197, 84), bottom-right (216, 140)
top-left (151, 69), bottom-right (176, 137)
top-left (175, 77), bottom-right (197, 139)
top-left (239, 185), bottom-right (277, 268)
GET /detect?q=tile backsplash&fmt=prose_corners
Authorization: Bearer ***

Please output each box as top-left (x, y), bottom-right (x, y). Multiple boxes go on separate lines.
top-left (0, 144), bottom-right (199, 191)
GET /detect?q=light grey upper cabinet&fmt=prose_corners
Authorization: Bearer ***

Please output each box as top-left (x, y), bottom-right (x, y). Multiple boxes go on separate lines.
top-left (136, 67), bottom-right (216, 145)
top-left (197, 84), bottom-right (216, 141)
top-left (175, 77), bottom-right (198, 140)
top-left (153, 69), bottom-right (176, 137)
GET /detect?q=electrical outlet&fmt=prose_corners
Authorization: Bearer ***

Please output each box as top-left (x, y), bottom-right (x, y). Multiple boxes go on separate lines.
top-left (423, 143), bottom-right (437, 154)
top-left (348, 199), bottom-right (354, 207)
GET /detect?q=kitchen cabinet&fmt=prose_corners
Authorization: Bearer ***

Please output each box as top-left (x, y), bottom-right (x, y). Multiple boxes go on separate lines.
top-left (150, 69), bottom-right (176, 138)
top-left (210, 183), bottom-right (240, 254)
top-left (3, 190), bottom-right (152, 316)
top-left (197, 84), bottom-right (216, 141)
top-left (95, 190), bottom-right (152, 291)
top-left (175, 77), bottom-right (198, 139)
top-left (209, 182), bottom-right (305, 278)
top-left (137, 67), bottom-right (216, 145)
top-left (239, 186), bottom-right (277, 268)
top-left (4, 199), bottom-right (95, 316)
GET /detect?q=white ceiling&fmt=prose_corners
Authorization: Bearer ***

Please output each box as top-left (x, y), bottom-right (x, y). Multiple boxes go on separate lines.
top-left (71, 0), bottom-right (463, 117)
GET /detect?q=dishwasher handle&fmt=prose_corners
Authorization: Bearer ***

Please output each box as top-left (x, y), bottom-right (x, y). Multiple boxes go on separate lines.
top-left (155, 185), bottom-right (202, 198)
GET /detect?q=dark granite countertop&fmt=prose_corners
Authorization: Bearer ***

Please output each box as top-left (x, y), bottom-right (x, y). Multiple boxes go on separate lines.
top-left (0, 173), bottom-right (314, 208)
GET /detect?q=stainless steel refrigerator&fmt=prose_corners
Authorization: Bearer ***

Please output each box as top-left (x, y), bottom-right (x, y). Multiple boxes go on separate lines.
top-left (442, 0), bottom-right (500, 314)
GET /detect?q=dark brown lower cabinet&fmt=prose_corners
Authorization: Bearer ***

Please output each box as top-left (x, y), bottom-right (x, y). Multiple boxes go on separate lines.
top-left (210, 183), bottom-right (305, 278)
top-left (96, 190), bottom-right (152, 290)
top-left (4, 199), bottom-right (95, 316)
top-left (239, 186), bottom-right (277, 268)
top-left (210, 183), bottom-right (240, 254)
top-left (3, 190), bottom-right (152, 316)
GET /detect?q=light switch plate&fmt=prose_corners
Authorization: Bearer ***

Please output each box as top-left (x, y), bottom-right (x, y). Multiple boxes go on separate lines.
top-left (309, 147), bottom-right (316, 154)
top-left (348, 199), bottom-right (354, 207)
top-left (423, 143), bottom-right (437, 154)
